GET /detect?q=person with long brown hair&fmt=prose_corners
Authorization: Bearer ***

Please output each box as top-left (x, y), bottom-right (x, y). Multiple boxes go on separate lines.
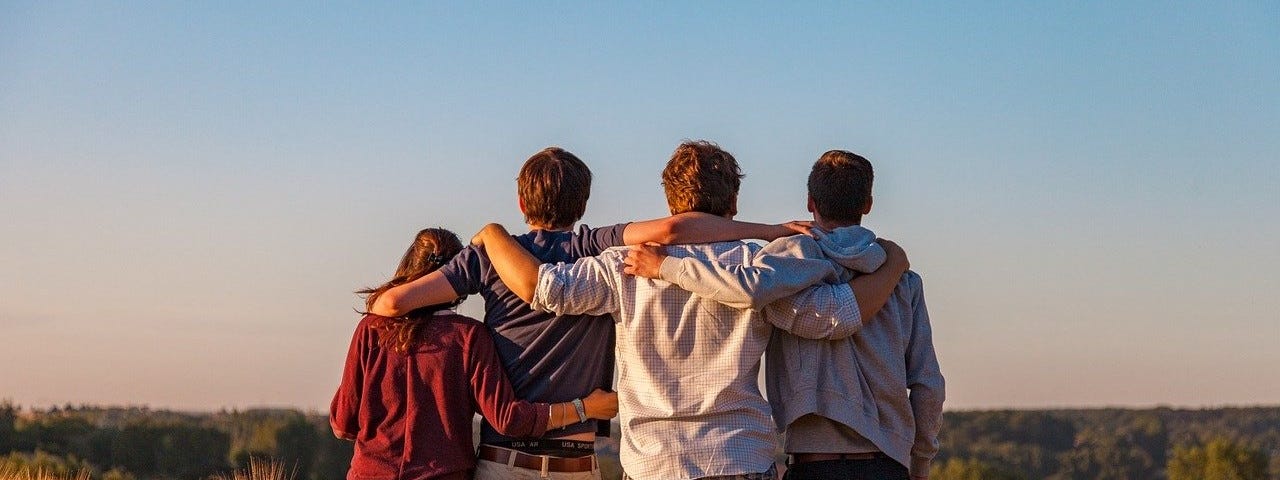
top-left (331, 227), bottom-right (618, 480)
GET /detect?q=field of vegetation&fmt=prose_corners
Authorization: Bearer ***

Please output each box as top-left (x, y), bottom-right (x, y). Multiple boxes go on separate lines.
top-left (1, 402), bottom-right (1276, 479)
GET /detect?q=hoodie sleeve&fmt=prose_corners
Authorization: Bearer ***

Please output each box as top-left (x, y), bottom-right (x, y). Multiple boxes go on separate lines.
top-left (904, 273), bottom-right (945, 476)
top-left (657, 236), bottom-right (845, 310)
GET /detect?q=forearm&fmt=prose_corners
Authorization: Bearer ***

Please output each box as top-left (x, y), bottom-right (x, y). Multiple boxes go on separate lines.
top-left (665, 212), bottom-right (795, 244)
top-left (369, 271), bottom-right (460, 317)
top-left (542, 390), bottom-right (617, 431)
top-left (624, 212), bottom-right (796, 245)
top-left (762, 282), bottom-right (861, 339)
top-left (475, 224), bottom-right (542, 303)
top-left (848, 264), bottom-right (907, 322)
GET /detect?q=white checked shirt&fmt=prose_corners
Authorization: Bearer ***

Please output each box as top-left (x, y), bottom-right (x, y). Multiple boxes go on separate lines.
top-left (530, 241), bottom-right (861, 480)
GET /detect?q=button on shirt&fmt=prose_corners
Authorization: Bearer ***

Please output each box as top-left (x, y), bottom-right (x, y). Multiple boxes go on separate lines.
top-left (529, 241), bottom-right (862, 480)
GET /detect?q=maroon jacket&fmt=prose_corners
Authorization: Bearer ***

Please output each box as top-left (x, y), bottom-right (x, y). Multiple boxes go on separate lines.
top-left (331, 313), bottom-right (551, 480)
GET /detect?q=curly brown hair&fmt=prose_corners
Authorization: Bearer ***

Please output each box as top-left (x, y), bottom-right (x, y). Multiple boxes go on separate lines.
top-left (661, 140), bottom-right (743, 216)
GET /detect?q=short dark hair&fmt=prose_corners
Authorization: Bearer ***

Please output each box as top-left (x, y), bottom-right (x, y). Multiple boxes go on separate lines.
top-left (661, 140), bottom-right (743, 216)
top-left (517, 147), bottom-right (592, 229)
top-left (808, 150), bottom-right (873, 223)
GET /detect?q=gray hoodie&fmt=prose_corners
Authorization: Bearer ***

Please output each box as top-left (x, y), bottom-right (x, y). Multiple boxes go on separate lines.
top-left (657, 225), bottom-right (945, 475)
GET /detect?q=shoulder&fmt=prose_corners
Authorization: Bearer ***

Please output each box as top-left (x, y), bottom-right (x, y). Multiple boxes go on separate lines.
top-left (434, 312), bottom-right (483, 331)
top-left (576, 223), bottom-right (627, 237)
top-left (356, 313), bottom-right (385, 330)
top-left (901, 269), bottom-right (925, 294)
top-left (762, 234), bottom-right (820, 256)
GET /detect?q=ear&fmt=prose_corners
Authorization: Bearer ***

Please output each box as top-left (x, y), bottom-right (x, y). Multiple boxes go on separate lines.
top-left (727, 195), bottom-right (738, 218)
top-left (862, 195), bottom-right (873, 215)
top-left (518, 197), bottom-right (527, 215)
top-left (807, 196), bottom-right (816, 214)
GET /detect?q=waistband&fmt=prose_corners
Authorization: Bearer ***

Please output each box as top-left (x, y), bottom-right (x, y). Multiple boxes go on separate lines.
top-left (790, 452), bottom-right (888, 464)
top-left (478, 445), bottom-right (598, 473)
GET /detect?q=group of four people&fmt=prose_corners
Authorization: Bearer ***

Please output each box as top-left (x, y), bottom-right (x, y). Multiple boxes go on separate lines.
top-left (330, 141), bottom-right (945, 480)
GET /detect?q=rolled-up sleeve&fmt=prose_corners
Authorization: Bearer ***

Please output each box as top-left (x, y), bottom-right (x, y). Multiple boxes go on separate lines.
top-left (531, 253), bottom-right (620, 317)
top-left (759, 281), bottom-right (861, 340)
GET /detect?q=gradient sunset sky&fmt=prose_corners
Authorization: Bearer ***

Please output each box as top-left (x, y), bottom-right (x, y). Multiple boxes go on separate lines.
top-left (2, 2), bottom-right (1277, 411)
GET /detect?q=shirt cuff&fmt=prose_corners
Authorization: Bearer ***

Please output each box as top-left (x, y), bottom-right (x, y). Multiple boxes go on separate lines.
top-left (531, 263), bottom-right (568, 314)
top-left (911, 455), bottom-right (932, 477)
top-left (658, 256), bottom-right (682, 283)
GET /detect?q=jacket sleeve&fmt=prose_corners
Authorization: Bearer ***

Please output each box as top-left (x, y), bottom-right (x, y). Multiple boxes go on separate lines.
top-left (466, 326), bottom-right (551, 438)
top-left (904, 273), bottom-right (945, 476)
top-left (657, 236), bottom-right (845, 310)
top-left (329, 318), bottom-right (370, 440)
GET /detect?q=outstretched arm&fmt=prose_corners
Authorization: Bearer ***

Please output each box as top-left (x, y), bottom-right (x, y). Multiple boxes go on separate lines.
top-left (627, 238), bottom-right (910, 324)
top-left (622, 211), bottom-right (809, 245)
top-left (471, 223), bottom-right (542, 303)
top-left (369, 270), bottom-right (461, 317)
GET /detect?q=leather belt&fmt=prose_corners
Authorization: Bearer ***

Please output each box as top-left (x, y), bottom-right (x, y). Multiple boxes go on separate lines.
top-left (791, 452), bottom-right (888, 463)
top-left (478, 445), bottom-right (596, 473)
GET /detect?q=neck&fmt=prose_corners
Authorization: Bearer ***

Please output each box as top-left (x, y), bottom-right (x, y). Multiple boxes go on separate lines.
top-left (816, 217), bottom-right (861, 230)
top-left (528, 223), bottom-right (573, 232)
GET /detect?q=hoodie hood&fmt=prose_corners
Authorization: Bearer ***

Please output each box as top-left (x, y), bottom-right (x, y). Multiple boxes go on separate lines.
top-left (810, 224), bottom-right (886, 275)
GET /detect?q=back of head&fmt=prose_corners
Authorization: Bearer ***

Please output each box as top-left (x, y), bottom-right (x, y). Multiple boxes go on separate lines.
top-left (517, 147), bottom-right (592, 230)
top-left (661, 140), bottom-right (744, 216)
top-left (808, 150), bottom-right (874, 224)
top-left (359, 227), bottom-right (465, 352)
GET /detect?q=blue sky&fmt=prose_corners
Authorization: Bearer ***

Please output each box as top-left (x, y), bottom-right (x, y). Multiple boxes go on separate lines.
top-left (2, 1), bottom-right (1277, 410)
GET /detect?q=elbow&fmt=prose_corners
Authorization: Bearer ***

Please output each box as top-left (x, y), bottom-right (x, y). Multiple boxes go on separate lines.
top-left (512, 282), bottom-right (536, 304)
top-left (652, 216), bottom-right (681, 245)
top-left (488, 414), bottom-right (535, 438)
top-left (372, 292), bottom-right (407, 317)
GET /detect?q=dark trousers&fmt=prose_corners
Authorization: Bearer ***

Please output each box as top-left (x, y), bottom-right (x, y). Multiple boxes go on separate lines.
top-left (783, 457), bottom-right (908, 480)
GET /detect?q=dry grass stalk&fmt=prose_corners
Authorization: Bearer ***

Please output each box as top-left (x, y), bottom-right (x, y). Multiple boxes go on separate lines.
top-left (209, 459), bottom-right (295, 480)
top-left (0, 466), bottom-right (90, 480)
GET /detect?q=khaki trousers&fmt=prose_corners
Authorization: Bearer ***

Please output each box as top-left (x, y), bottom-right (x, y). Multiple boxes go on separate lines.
top-left (474, 458), bottom-right (601, 480)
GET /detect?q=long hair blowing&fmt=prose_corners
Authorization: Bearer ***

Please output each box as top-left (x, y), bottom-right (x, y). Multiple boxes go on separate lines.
top-left (356, 227), bottom-right (464, 353)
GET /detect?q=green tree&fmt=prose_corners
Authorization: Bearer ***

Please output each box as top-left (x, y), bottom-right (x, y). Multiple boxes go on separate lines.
top-left (111, 423), bottom-right (230, 479)
top-left (273, 416), bottom-right (317, 480)
top-left (1167, 437), bottom-right (1269, 480)
top-left (0, 401), bottom-right (17, 452)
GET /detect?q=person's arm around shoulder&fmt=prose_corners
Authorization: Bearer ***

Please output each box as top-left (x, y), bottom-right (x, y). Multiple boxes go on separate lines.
top-left (624, 234), bottom-right (841, 310)
top-left (905, 272), bottom-right (944, 479)
top-left (474, 223), bottom-right (621, 316)
top-left (369, 270), bottom-right (461, 317)
top-left (622, 211), bottom-right (809, 245)
top-left (757, 239), bottom-right (910, 339)
top-left (464, 323), bottom-right (618, 436)
top-left (472, 223), bottom-right (541, 303)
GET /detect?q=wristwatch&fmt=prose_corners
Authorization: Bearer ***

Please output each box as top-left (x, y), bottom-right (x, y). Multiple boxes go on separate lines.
top-left (571, 398), bottom-right (588, 423)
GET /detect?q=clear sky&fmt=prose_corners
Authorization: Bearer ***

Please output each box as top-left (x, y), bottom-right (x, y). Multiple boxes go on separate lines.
top-left (2, 2), bottom-right (1277, 412)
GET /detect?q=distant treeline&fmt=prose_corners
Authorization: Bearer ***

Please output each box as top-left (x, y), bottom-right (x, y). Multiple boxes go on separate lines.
top-left (933, 407), bottom-right (1279, 479)
top-left (2, 402), bottom-right (1277, 480)
top-left (0, 402), bottom-right (351, 480)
